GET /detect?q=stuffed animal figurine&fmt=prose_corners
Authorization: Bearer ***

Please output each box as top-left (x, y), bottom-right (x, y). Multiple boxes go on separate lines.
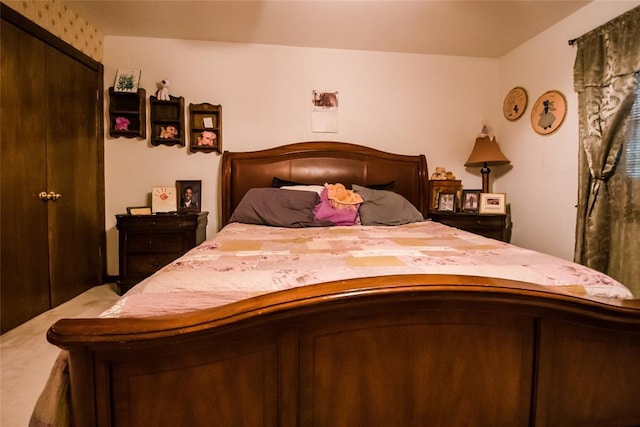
top-left (196, 130), bottom-right (216, 146)
top-left (114, 116), bottom-right (130, 131)
top-left (160, 125), bottom-right (178, 139)
top-left (156, 79), bottom-right (170, 101)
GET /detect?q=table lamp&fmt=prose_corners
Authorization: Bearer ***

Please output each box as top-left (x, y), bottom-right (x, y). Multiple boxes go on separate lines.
top-left (464, 127), bottom-right (510, 193)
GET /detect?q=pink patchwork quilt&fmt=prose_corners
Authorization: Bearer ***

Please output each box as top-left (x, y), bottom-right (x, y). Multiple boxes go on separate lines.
top-left (30, 220), bottom-right (633, 427)
top-left (103, 221), bottom-right (632, 318)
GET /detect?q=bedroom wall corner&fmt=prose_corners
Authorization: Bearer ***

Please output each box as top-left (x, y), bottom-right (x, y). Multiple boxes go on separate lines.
top-left (496, 0), bottom-right (640, 261)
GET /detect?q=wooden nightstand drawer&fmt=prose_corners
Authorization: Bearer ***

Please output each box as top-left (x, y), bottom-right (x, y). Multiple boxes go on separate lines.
top-left (116, 212), bottom-right (208, 294)
top-left (447, 215), bottom-right (504, 230)
top-left (120, 215), bottom-right (186, 229)
top-left (127, 253), bottom-right (181, 276)
top-left (127, 233), bottom-right (187, 253)
top-left (429, 212), bottom-right (509, 242)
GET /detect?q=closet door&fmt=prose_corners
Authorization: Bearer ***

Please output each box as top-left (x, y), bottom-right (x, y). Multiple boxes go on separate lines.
top-left (46, 46), bottom-right (103, 306)
top-left (0, 20), bottom-right (51, 331)
top-left (1, 6), bottom-right (105, 332)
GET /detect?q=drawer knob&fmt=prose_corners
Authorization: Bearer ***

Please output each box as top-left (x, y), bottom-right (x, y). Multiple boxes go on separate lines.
top-left (151, 262), bottom-right (160, 267)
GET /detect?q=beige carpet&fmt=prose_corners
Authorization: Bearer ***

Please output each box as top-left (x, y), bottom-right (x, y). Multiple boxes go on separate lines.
top-left (0, 284), bottom-right (120, 427)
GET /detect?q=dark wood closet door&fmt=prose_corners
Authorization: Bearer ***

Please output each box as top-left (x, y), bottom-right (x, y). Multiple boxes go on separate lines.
top-left (46, 41), bottom-right (103, 306)
top-left (1, 5), bottom-right (105, 332)
top-left (0, 21), bottom-right (51, 332)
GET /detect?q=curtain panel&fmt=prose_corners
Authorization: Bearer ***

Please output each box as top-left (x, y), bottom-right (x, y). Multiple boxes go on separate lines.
top-left (573, 6), bottom-right (640, 296)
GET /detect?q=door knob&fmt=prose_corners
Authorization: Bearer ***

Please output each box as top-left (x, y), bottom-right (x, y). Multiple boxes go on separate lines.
top-left (38, 191), bottom-right (62, 201)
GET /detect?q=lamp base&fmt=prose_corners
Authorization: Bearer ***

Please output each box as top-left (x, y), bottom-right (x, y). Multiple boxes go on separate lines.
top-left (481, 163), bottom-right (491, 193)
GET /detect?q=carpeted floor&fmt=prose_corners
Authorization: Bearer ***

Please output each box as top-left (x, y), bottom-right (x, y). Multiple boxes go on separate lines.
top-left (0, 283), bottom-right (121, 427)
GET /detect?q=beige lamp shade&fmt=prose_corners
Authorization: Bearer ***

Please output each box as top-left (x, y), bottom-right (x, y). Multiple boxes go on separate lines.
top-left (464, 135), bottom-right (510, 193)
top-left (464, 136), bottom-right (510, 167)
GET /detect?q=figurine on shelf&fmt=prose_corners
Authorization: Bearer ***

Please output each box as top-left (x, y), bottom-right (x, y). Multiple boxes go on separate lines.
top-left (196, 130), bottom-right (216, 146)
top-left (430, 166), bottom-right (456, 180)
top-left (156, 79), bottom-right (170, 101)
top-left (114, 116), bottom-right (130, 131)
top-left (159, 125), bottom-right (178, 139)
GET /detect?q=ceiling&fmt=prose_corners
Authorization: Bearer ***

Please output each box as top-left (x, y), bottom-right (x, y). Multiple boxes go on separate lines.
top-left (65, 0), bottom-right (592, 58)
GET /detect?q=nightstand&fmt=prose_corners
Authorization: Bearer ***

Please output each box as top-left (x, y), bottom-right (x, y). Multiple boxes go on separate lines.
top-left (429, 212), bottom-right (509, 242)
top-left (116, 212), bottom-right (208, 294)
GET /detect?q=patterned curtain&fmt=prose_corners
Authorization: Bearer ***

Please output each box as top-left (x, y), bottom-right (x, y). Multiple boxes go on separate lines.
top-left (573, 6), bottom-right (640, 297)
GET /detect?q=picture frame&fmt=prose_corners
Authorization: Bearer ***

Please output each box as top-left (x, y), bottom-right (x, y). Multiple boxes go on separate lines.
top-left (176, 180), bottom-right (202, 213)
top-left (113, 69), bottom-right (141, 93)
top-left (531, 90), bottom-right (567, 135)
top-left (126, 206), bottom-right (152, 215)
top-left (479, 193), bottom-right (507, 214)
top-left (437, 192), bottom-right (456, 212)
top-left (151, 186), bottom-right (177, 213)
top-left (461, 190), bottom-right (481, 213)
top-left (428, 179), bottom-right (462, 212)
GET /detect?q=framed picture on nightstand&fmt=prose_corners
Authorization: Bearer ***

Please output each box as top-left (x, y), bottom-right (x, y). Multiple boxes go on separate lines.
top-left (437, 192), bottom-right (456, 212)
top-left (151, 186), bottom-right (177, 213)
top-left (462, 190), bottom-right (481, 213)
top-left (479, 193), bottom-right (507, 214)
top-left (176, 180), bottom-right (202, 213)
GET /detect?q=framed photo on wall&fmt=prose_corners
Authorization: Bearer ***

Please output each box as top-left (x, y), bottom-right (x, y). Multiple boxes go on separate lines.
top-left (176, 180), bottom-right (202, 213)
top-left (462, 190), bottom-right (481, 213)
top-left (479, 193), bottom-right (507, 214)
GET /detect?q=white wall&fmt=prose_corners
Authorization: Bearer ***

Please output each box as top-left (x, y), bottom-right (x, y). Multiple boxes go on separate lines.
top-left (103, 0), bottom-right (639, 276)
top-left (104, 39), bottom-right (500, 274)
top-left (497, 0), bottom-right (640, 259)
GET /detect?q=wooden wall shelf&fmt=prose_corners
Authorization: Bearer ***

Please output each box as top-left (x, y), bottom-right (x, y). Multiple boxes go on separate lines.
top-left (150, 95), bottom-right (185, 146)
top-left (108, 88), bottom-right (146, 139)
top-left (189, 103), bottom-right (222, 153)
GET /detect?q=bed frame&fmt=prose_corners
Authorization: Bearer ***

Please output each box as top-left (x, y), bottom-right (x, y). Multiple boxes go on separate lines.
top-left (49, 142), bottom-right (640, 426)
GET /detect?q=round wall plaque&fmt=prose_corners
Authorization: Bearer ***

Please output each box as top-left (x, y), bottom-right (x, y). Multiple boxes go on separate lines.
top-left (531, 90), bottom-right (567, 136)
top-left (503, 86), bottom-right (528, 121)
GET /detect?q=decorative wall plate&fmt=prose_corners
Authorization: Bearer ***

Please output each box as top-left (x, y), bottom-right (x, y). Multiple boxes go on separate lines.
top-left (531, 90), bottom-right (567, 135)
top-left (503, 86), bottom-right (527, 121)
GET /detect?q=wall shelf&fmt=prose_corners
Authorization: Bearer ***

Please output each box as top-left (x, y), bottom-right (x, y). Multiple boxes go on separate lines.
top-left (189, 103), bottom-right (222, 153)
top-left (108, 87), bottom-right (146, 139)
top-left (150, 95), bottom-right (185, 146)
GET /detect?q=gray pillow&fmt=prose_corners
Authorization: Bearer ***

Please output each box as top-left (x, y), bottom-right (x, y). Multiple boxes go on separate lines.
top-left (230, 188), bottom-right (331, 227)
top-left (352, 184), bottom-right (424, 226)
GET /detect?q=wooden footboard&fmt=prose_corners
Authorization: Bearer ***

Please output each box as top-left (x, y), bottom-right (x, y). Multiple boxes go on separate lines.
top-left (48, 275), bottom-right (640, 426)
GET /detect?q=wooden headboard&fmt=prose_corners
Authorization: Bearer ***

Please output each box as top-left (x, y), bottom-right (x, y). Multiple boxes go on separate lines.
top-left (220, 141), bottom-right (429, 227)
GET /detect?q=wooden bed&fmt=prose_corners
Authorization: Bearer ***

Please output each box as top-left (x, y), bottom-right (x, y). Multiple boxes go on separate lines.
top-left (48, 142), bottom-right (640, 426)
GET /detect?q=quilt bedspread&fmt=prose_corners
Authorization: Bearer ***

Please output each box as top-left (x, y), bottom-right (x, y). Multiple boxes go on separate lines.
top-left (103, 220), bottom-right (632, 318)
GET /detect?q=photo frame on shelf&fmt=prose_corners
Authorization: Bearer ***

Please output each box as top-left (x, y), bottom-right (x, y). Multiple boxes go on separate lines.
top-left (126, 206), bottom-right (152, 215)
top-left (151, 186), bottom-right (177, 213)
top-left (461, 190), bottom-right (481, 213)
top-left (479, 193), bottom-right (507, 214)
top-left (531, 90), bottom-right (567, 135)
top-left (113, 69), bottom-right (141, 93)
top-left (176, 180), bottom-right (202, 213)
top-left (437, 192), bottom-right (456, 212)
